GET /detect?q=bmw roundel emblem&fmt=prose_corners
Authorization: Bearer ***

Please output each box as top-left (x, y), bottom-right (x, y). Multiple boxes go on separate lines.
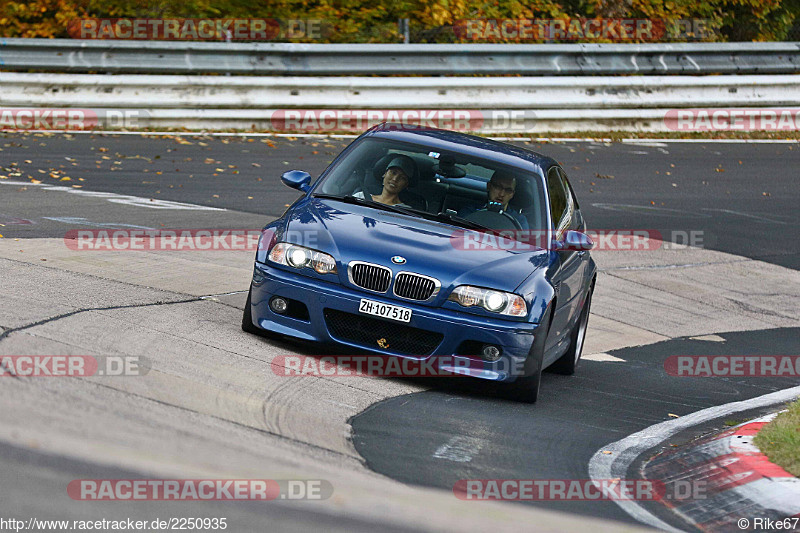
top-left (391, 256), bottom-right (406, 265)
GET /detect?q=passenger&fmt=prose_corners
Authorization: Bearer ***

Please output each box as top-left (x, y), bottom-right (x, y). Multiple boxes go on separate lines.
top-left (354, 156), bottom-right (416, 208)
top-left (459, 170), bottom-right (529, 230)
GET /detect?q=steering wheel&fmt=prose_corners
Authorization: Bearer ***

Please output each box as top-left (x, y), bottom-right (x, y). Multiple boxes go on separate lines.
top-left (464, 209), bottom-right (522, 230)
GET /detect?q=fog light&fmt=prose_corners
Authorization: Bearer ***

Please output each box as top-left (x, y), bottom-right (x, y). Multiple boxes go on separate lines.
top-left (481, 344), bottom-right (501, 362)
top-left (270, 297), bottom-right (288, 314)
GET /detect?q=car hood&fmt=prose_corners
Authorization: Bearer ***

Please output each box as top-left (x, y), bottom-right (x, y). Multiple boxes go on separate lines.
top-left (281, 198), bottom-right (548, 296)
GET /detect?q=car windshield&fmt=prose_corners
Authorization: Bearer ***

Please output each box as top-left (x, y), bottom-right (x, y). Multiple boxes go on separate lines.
top-left (313, 137), bottom-right (547, 232)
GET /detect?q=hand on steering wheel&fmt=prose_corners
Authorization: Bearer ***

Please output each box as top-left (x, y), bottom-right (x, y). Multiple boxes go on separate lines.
top-left (464, 208), bottom-right (522, 230)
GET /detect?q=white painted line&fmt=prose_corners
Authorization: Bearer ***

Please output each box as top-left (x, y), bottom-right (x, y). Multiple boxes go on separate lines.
top-left (0, 130), bottom-right (346, 138)
top-left (591, 203), bottom-right (712, 218)
top-left (688, 334), bottom-right (726, 342)
top-left (588, 385), bottom-right (800, 532)
top-left (600, 261), bottom-right (749, 271)
top-left (624, 142), bottom-right (668, 148)
top-left (42, 216), bottom-right (155, 230)
top-left (0, 180), bottom-right (224, 211)
top-left (621, 138), bottom-right (800, 144)
top-left (433, 436), bottom-right (483, 463)
top-left (701, 208), bottom-right (790, 225)
top-left (1, 131), bottom-right (798, 143)
top-left (201, 290), bottom-right (248, 299)
top-left (488, 137), bottom-right (540, 141)
top-left (583, 352), bottom-right (626, 362)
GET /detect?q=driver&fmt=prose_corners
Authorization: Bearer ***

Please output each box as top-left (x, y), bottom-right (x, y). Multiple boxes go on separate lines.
top-left (353, 156), bottom-right (415, 207)
top-left (459, 170), bottom-right (529, 230)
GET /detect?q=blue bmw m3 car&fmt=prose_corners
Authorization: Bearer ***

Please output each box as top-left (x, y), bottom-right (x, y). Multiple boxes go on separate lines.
top-left (243, 124), bottom-right (596, 402)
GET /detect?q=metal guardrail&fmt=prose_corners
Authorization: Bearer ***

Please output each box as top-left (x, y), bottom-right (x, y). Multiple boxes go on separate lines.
top-left (0, 38), bottom-right (798, 75)
top-left (1, 71), bottom-right (798, 132)
top-left (2, 72), bottom-right (798, 109)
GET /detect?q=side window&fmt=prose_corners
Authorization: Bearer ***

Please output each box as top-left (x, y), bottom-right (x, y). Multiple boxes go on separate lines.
top-left (557, 168), bottom-right (579, 229)
top-left (558, 169), bottom-right (579, 209)
top-left (546, 166), bottom-right (568, 228)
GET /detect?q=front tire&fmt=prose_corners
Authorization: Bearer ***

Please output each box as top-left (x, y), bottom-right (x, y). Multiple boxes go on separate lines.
top-left (550, 283), bottom-right (593, 375)
top-left (242, 286), bottom-right (282, 340)
top-left (505, 304), bottom-right (554, 403)
top-left (241, 287), bottom-right (260, 334)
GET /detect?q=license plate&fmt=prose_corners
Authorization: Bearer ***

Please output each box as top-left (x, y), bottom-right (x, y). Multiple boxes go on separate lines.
top-left (358, 299), bottom-right (412, 323)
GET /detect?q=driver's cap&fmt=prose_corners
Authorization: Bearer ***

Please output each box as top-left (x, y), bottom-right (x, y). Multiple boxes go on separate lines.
top-left (386, 156), bottom-right (416, 185)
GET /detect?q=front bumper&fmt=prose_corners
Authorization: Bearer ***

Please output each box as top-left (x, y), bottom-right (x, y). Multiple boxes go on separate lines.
top-left (249, 262), bottom-right (541, 382)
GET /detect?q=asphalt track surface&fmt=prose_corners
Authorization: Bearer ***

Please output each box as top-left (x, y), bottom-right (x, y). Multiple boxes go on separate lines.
top-left (1, 132), bottom-right (798, 532)
top-left (1, 134), bottom-right (797, 268)
top-left (351, 327), bottom-right (800, 530)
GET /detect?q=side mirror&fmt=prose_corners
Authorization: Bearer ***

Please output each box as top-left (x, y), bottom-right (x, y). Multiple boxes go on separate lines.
top-left (554, 230), bottom-right (594, 252)
top-left (281, 170), bottom-right (312, 192)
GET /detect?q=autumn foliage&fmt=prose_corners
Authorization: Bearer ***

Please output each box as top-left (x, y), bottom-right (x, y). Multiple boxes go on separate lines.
top-left (0, 0), bottom-right (797, 42)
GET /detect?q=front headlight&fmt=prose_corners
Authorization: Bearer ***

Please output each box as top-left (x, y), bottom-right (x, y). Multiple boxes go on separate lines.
top-left (448, 285), bottom-right (527, 317)
top-left (268, 242), bottom-right (337, 275)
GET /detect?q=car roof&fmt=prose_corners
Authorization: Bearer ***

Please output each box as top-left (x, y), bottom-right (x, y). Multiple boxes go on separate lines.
top-left (364, 123), bottom-right (559, 175)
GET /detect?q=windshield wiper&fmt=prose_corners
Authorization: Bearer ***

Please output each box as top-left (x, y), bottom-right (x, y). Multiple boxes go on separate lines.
top-left (313, 194), bottom-right (493, 231)
top-left (313, 193), bottom-right (422, 217)
top-left (428, 211), bottom-right (492, 232)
